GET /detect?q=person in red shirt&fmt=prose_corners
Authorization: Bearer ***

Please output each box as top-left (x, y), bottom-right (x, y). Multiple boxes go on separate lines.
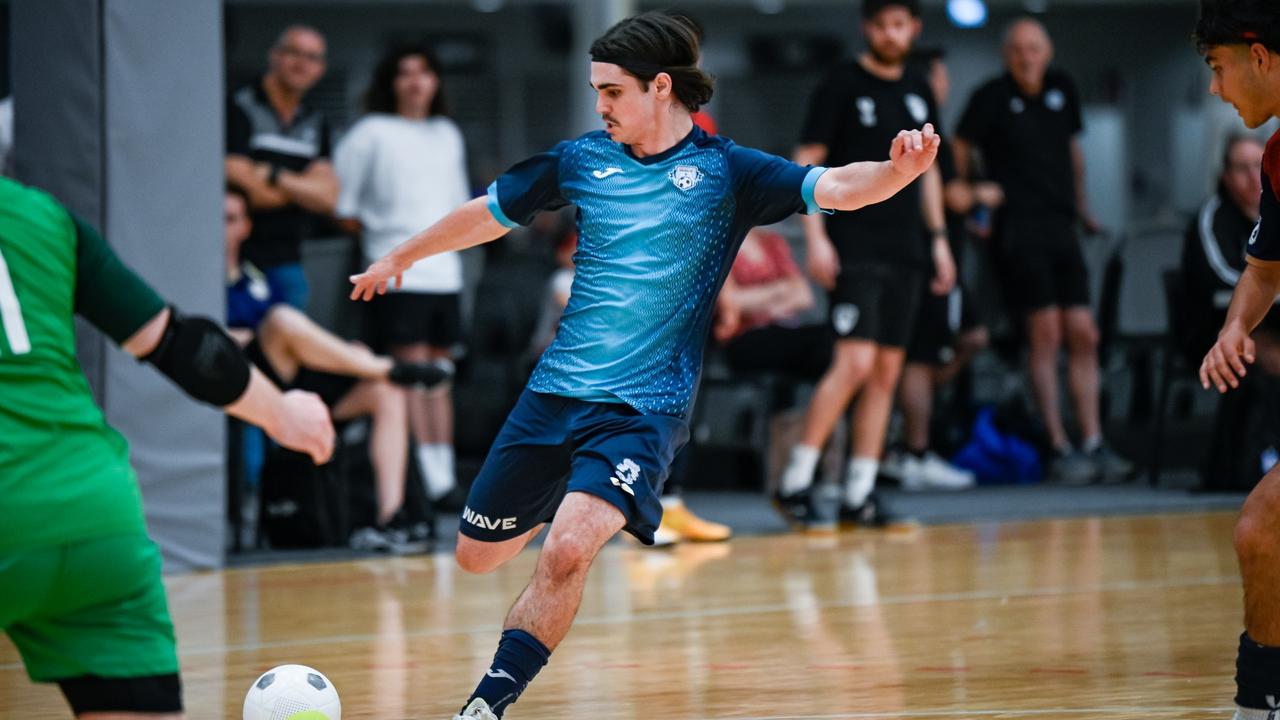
top-left (1195, 2), bottom-right (1280, 717)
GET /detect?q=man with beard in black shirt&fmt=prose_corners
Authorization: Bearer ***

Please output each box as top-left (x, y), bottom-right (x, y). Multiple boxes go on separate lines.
top-left (954, 18), bottom-right (1131, 485)
top-left (777, 0), bottom-right (955, 529)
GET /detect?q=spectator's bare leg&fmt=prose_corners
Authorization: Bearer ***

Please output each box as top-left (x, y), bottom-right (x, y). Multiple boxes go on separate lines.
top-left (799, 339), bottom-right (877, 448)
top-left (850, 347), bottom-right (906, 459)
top-left (333, 380), bottom-right (409, 527)
top-left (1062, 307), bottom-right (1101, 444)
top-left (898, 362), bottom-right (934, 452)
top-left (934, 326), bottom-right (989, 385)
top-left (393, 342), bottom-right (435, 445)
top-left (258, 305), bottom-right (393, 382)
top-left (1026, 307), bottom-right (1069, 450)
top-left (425, 345), bottom-right (455, 446)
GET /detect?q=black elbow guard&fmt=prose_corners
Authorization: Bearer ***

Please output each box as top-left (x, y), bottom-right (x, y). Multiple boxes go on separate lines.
top-left (141, 308), bottom-right (251, 407)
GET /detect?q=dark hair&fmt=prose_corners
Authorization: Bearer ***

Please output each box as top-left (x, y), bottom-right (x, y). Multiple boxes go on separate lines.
top-left (588, 12), bottom-right (714, 112)
top-left (363, 43), bottom-right (448, 117)
top-left (862, 0), bottom-right (921, 20)
top-left (225, 183), bottom-right (250, 209)
top-left (1222, 132), bottom-right (1265, 172)
top-left (1195, 0), bottom-right (1280, 53)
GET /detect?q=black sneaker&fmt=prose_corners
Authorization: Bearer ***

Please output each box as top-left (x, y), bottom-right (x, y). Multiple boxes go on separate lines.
top-left (388, 359), bottom-right (454, 389)
top-left (771, 488), bottom-right (819, 530)
top-left (839, 491), bottom-right (917, 531)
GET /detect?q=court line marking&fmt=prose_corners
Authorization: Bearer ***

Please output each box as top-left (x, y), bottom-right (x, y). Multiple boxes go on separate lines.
top-left (726, 708), bottom-right (1235, 719)
top-left (0, 573), bottom-right (1241, 669)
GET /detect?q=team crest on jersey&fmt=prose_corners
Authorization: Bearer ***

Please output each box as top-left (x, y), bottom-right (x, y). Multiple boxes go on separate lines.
top-left (1010, 97), bottom-right (1026, 114)
top-left (669, 165), bottom-right (704, 191)
top-left (904, 93), bottom-right (929, 124)
top-left (857, 97), bottom-right (877, 127)
top-left (1045, 88), bottom-right (1066, 112)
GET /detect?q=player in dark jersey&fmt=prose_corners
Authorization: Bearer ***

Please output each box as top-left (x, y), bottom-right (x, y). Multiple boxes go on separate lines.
top-left (351, 12), bottom-right (939, 720)
top-left (1194, 2), bottom-right (1280, 718)
top-left (778, 0), bottom-right (956, 529)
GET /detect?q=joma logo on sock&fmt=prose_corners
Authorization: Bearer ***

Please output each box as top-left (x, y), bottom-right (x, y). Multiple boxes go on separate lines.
top-left (463, 506), bottom-right (516, 530)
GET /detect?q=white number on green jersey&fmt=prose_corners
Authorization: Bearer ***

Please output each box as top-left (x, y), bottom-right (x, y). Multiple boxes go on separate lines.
top-left (0, 246), bottom-right (31, 355)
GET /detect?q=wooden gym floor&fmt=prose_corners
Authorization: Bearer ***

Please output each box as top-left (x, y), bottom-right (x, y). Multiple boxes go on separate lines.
top-left (0, 511), bottom-right (1244, 719)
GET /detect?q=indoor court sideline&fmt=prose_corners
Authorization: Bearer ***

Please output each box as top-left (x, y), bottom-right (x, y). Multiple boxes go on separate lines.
top-left (0, 511), bottom-right (1243, 719)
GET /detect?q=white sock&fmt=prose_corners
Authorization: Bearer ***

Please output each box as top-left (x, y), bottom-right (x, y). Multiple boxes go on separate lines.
top-left (781, 445), bottom-right (820, 496)
top-left (437, 443), bottom-right (456, 493)
top-left (1081, 435), bottom-right (1102, 454)
top-left (417, 444), bottom-right (456, 500)
top-left (844, 457), bottom-right (879, 508)
top-left (660, 495), bottom-right (685, 510)
top-left (1234, 707), bottom-right (1276, 720)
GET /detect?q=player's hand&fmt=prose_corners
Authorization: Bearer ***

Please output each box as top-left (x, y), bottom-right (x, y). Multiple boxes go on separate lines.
top-left (806, 234), bottom-right (841, 290)
top-left (713, 291), bottom-right (741, 343)
top-left (888, 123), bottom-right (941, 179)
top-left (1201, 321), bottom-right (1256, 393)
top-left (1080, 213), bottom-right (1104, 236)
top-left (349, 256), bottom-right (407, 302)
top-left (269, 390), bottom-right (335, 465)
top-left (930, 236), bottom-right (956, 296)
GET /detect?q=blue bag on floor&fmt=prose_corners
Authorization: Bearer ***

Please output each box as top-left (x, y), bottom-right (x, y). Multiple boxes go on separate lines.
top-left (950, 407), bottom-right (1042, 485)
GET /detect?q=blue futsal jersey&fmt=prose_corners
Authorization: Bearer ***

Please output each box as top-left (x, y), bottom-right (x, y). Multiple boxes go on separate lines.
top-left (487, 126), bottom-right (828, 417)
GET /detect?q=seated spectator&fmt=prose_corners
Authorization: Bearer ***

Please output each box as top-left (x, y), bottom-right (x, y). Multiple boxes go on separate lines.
top-left (716, 228), bottom-right (832, 381)
top-left (226, 185), bottom-right (448, 552)
top-left (1182, 134), bottom-right (1280, 372)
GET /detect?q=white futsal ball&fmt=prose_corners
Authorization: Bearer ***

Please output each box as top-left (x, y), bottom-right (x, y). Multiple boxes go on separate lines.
top-left (243, 664), bottom-right (341, 720)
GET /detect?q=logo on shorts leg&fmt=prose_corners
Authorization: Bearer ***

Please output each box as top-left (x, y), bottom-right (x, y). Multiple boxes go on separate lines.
top-left (833, 303), bottom-right (860, 336)
top-left (462, 506), bottom-right (517, 531)
top-left (611, 459), bottom-right (641, 496)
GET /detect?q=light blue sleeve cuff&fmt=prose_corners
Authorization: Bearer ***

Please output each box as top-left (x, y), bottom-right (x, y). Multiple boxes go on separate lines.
top-left (486, 181), bottom-right (520, 228)
top-left (801, 166), bottom-right (835, 216)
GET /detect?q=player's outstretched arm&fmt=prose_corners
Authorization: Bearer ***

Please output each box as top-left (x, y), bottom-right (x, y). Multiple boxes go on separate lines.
top-left (350, 197), bottom-right (508, 301)
top-left (122, 309), bottom-right (334, 464)
top-left (70, 216), bottom-right (335, 464)
top-left (1201, 263), bottom-right (1280, 393)
top-left (812, 124), bottom-right (940, 213)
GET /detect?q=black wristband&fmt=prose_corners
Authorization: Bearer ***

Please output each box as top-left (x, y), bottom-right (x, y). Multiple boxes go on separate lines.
top-left (268, 165), bottom-right (282, 186)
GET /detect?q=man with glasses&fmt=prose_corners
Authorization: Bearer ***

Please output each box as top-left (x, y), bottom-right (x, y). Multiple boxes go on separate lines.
top-left (225, 25), bottom-right (338, 310)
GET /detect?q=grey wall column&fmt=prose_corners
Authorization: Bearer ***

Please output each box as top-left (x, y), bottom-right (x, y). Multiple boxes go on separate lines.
top-left (12, 0), bottom-right (226, 571)
top-left (571, 0), bottom-right (635, 137)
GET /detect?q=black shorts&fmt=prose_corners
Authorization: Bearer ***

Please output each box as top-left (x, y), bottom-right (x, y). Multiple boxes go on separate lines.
top-left (907, 282), bottom-right (981, 366)
top-left (244, 339), bottom-right (356, 408)
top-left (995, 214), bottom-right (1089, 313)
top-left (461, 389), bottom-right (689, 545)
top-left (828, 261), bottom-right (925, 348)
top-left (367, 291), bottom-right (461, 350)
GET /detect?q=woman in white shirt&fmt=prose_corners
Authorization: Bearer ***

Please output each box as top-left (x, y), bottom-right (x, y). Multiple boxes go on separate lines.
top-left (335, 43), bottom-right (469, 508)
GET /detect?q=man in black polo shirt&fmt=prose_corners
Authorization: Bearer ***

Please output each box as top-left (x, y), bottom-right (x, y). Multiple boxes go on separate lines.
top-left (225, 24), bottom-right (338, 310)
top-left (777, 0), bottom-right (955, 529)
top-left (954, 18), bottom-right (1130, 484)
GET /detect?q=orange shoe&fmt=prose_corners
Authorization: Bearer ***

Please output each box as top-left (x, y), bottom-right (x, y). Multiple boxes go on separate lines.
top-left (659, 498), bottom-right (732, 542)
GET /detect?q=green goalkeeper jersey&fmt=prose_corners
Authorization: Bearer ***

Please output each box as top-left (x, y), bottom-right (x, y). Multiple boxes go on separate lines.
top-left (0, 177), bottom-right (165, 553)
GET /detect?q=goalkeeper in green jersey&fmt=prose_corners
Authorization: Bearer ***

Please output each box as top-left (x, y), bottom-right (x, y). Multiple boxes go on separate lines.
top-left (0, 175), bottom-right (334, 718)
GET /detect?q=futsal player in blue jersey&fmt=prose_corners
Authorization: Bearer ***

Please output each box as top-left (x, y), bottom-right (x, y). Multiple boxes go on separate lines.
top-left (350, 12), bottom-right (939, 719)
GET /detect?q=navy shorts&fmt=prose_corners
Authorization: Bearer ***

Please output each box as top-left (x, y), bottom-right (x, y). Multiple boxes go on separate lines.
top-left (460, 390), bottom-right (689, 545)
